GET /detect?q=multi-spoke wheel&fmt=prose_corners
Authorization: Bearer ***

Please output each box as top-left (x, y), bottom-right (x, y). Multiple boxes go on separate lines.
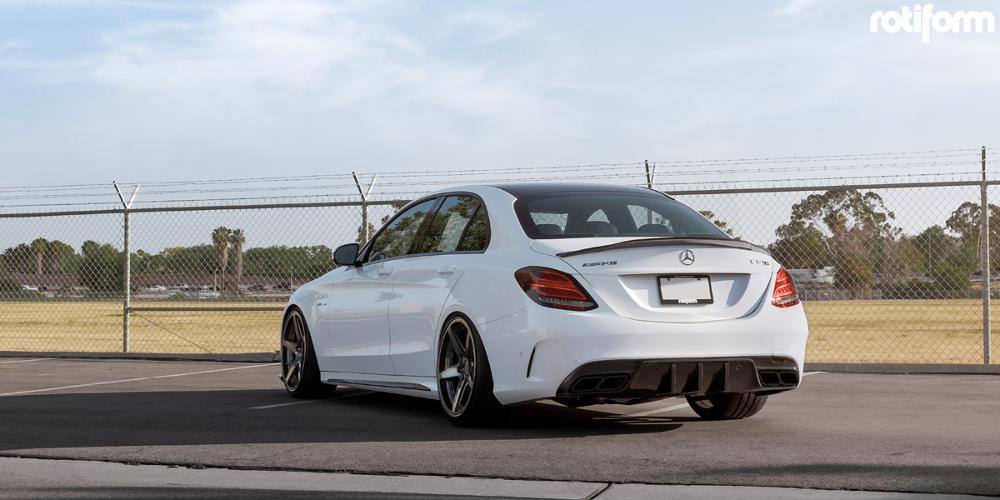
top-left (280, 309), bottom-right (330, 398)
top-left (437, 315), bottom-right (501, 426)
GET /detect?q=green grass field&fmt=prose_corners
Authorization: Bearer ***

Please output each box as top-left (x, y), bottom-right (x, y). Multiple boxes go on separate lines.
top-left (0, 299), bottom-right (990, 363)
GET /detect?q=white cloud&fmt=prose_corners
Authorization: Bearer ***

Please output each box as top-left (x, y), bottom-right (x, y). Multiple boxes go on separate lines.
top-left (0, 0), bottom-right (997, 190)
top-left (0, 0), bottom-right (577, 184)
top-left (768, 0), bottom-right (821, 17)
top-left (446, 5), bottom-right (537, 43)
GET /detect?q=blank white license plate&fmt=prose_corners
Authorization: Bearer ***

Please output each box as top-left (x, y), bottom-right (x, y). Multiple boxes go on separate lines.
top-left (658, 276), bottom-right (713, 305)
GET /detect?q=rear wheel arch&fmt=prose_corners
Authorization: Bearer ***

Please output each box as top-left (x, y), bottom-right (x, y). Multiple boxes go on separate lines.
top-left (436, 312), bottom-right (502, 426)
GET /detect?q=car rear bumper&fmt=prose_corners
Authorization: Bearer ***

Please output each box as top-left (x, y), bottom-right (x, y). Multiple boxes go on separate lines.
top-left (556, 356), bottom-right (799, 404)
top-left (477, 299), bottom-right (808, 405)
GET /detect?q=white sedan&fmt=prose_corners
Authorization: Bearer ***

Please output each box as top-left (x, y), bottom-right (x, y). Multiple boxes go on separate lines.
top-left (280, 183), bottom-right (809, 426)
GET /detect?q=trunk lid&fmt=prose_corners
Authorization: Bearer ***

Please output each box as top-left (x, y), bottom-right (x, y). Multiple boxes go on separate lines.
top-left (531, 237), bottom-right (775, 323)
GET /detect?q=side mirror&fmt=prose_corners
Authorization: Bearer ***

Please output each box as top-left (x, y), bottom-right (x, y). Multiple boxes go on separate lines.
top-left (333, 243), bottom-right (360, 267)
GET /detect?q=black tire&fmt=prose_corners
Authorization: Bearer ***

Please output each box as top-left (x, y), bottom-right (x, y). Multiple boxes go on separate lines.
top-left (436, 315), bottom-right (502, 427)
top-left (280, 309), bottom-right (333, 399)
top-left (686, 392), bottom-right (767, 420)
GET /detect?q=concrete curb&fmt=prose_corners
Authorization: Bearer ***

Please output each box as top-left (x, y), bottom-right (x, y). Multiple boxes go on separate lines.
top-left (805, 363), bottom-right (1000, 375)
top-left (0, 351), bottom-right (277, 363)
top-left (0, 457), bottom-right (983, 499)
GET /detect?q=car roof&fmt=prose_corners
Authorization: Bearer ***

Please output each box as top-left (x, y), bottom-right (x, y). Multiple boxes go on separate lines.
top-left (489, 182), bottom-right (667, 198)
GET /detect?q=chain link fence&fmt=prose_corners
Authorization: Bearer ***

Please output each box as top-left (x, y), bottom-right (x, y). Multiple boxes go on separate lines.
top-left (1, 149), bottom-right (996, 365)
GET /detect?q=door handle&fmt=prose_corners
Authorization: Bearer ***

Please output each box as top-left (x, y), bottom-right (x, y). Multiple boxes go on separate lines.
top-left (437, 266), bottom-right (456, 275)
top-left (377, 267), bottom-right (394, 277)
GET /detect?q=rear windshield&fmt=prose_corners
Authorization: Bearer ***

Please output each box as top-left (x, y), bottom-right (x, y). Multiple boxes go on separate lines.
top-left (514, 191), bottom-right (730, 240)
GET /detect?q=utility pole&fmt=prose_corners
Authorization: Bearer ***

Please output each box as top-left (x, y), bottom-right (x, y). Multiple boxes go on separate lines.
top-left (113, 181), bottom-right (139, 353)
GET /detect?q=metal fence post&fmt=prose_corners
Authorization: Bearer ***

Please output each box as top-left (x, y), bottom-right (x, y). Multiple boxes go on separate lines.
top-left (113, 182), bottom-right (139, 353)
top-left (982, 146), bottom-right (992, 365)
top-left (352, 173), bottom-right (377, 245)
top-left (122, 208), bottom-right (131, 352)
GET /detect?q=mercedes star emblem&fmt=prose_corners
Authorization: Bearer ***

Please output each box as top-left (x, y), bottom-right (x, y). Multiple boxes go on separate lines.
top-left (679, 249), bottom-right (695, 266)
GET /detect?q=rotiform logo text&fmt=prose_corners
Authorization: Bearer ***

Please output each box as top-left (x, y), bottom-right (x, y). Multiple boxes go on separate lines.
top-left (870, 4), bottom-right (995, 43)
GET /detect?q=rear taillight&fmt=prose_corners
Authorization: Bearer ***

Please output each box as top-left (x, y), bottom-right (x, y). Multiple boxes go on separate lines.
top-left (515, 267), bottom-right (597, 311)
top-left (772, 267), bottom-right (800, 308)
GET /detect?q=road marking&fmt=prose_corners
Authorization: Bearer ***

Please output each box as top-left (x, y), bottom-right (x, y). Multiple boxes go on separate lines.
top-left (627, 401), bottom-right (690, 418)
top-left (0, 358), bottom-right (51, 365)
top-left (0, 363), bottom-right (278, 398)
top-left (625, 372), bottom-right (825, 418)
top-left (249, 390), bottom-right (374, 410)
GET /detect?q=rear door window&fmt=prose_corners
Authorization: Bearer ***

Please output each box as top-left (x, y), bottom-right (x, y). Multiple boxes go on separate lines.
top-left (457, 205), bottom-right (490, 251)
top-left (416, 196), bottom-right (489, 254)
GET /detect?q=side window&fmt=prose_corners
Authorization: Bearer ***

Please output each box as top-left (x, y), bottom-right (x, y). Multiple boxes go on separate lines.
top-left (367, 199), bottom-right (438, 262)
top-left (417, 196), bottom-right (489, 254)
top-left (457, 204), bottom-right (490, 251)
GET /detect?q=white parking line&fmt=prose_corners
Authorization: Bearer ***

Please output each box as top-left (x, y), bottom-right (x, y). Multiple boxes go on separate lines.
top-left (0, 363), bottom-right (278, 398)
top-left (249, 390), bottom-right (374, 410)
top-left (0, 358), bottom-right (52, 365)
top-left (626, 371), bottom-right (825, 418)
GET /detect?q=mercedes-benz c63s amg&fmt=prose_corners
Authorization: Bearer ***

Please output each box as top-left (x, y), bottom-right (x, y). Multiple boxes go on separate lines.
top-left (280, 183), bottom-right (808, 426)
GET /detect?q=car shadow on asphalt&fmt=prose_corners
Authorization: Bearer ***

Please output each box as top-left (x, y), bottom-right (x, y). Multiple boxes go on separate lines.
top-left (0, 388), bottom-right (690, 451)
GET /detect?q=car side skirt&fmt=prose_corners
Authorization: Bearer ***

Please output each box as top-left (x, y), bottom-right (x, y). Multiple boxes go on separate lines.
top-left (320, 371), bottom-right (439, 400)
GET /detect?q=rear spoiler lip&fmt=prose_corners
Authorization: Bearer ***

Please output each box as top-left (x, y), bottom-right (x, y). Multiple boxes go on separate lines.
top-left (555, 237), bottom-right (771, 258)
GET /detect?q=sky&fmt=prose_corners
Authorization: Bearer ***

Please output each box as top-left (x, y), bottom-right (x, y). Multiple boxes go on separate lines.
top-left (0, 0), bottom-right (998, 188)
top-left (0, 0), bottom-right (998, 251)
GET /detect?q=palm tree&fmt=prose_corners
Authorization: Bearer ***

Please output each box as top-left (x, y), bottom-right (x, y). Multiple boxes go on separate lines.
top-left (30, 238), bottom-right (48, 276)
top-left (230, 229), bottom-right (245, 294)
top-left (211, 227), bottom-right (231, 291)
top-left (212, 227), bottom-right (231, 272)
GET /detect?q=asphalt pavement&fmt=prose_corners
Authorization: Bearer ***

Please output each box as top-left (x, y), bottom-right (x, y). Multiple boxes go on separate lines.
top-left (0, 357), bottom-right (997, 497)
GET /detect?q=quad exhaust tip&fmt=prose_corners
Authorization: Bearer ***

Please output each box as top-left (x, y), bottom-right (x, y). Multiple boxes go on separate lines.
top-left (570, 373), bottom-right (630, 393)
top-left (759, 369), bottom-right (799, 387)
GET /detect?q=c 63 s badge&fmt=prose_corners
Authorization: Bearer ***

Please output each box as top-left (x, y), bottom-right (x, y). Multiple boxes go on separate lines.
top-left (581, 260), bottom-right (618, 268)
top-left (750, 257), bottom-right (771, 266)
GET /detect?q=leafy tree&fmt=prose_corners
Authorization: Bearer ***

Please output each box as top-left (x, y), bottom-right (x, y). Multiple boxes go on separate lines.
top-left (243, 245), bottom-right (333, 280)
top-left (78, 241), bottom-right (123, 295)
top-left (2, 243), bottom-right (38, 274)
top-left (771, 190), bottom-right (898, 291)
top-left (929, 247), bottom-right (976, 291)
top-left (160, 245), bottom-right (217, 274)
top-left (46, 240), bottom-right (78, 274)
top-left (769, 223), bottom-right (832, 270)
top-left (699, 210), bottom-right (734, 236)
top-left (945, 202), bottom-right (1000, 274)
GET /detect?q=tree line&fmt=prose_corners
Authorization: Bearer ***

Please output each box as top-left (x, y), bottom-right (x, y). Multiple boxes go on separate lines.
top-left (766, 190), bottom-right (991, 294)
top-left (0, 227), bottom-right (333, 294)
top-left (0, 191), bottom-right (993, 296)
